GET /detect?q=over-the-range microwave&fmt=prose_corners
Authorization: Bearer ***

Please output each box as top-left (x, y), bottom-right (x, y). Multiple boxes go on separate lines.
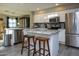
top-left (49, 17), bottom-right (60, 23)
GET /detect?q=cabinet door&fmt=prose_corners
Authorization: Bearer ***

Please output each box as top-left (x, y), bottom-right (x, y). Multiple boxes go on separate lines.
top-left (59, 13), bottom-right (65, 22)
top-left (17, 30), bottom-right (22, 43)
top-left (34, 14), bottom-right (49, 23)
top-left (34, 15), bottom-right (40, 23)
top-left (43, 15), bottom-right (49, 23)
top-left (14, 30), bottom-right (22, 44)
top-left (58, 29), bottom-right (65, 44)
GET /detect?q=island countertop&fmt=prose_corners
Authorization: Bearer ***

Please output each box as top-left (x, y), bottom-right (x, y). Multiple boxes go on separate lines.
top-left (5, 28), bottom-right (59, 35)
top-left (23, 28), bottom-right (59, 36)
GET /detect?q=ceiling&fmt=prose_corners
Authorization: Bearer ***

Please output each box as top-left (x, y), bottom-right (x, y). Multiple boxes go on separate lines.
top-left (0, 3), bottom-right (60, 16)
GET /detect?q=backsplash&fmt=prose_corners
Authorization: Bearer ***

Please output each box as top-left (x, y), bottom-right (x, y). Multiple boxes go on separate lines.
top-left (34, 22), bottom-right (65, 29)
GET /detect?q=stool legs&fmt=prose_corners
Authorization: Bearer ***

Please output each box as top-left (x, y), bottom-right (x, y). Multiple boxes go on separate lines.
top-left (47, 40), bottom-right (50, 56)
top-left (43, 41), bottom-right (45, 56)
top-left (33, 39), bottom-right (36, 56)
top-left (39, 40), bottom-right (41, 56)
top-left (27, 38), bottom-right (30, 56)
top-left (21, 37), bottom-right (24, 55)
top-left (33, 39), bottom-right (50, 56)
top-left (21, 35), bottom-right (35, 56)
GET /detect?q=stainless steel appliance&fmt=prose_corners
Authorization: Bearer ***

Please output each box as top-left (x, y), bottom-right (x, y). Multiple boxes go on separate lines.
top-left (65, 11), bottom-right (79, 48)
top-left (49, 17), bottom-right (60, 23)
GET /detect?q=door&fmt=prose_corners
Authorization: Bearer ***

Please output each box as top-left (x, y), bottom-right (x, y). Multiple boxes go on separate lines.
top-left (65, 13), bottom-right (76, 34)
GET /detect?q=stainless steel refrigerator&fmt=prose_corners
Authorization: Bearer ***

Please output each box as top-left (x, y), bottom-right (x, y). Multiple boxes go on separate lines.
top-left (65, 11), bottom-right (79, 48)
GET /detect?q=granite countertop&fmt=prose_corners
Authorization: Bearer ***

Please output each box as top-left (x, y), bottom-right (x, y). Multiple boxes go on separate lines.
top-left (5, 28), bottom-right (23, 34)
top-left (5, 28), bottom-right (59, 36)
top-left (5, 28), bottom-right (23, 30)
top-left (23, 28), bottom-right (59, 36)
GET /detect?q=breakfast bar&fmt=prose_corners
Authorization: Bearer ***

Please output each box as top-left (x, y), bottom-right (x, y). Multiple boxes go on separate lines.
top-left (23, 29), bottom-right (59, 56)
top-left (4, 28), bottom-right (59, 56)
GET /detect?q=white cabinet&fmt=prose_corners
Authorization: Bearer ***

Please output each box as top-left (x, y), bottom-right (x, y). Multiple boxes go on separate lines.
top-left (34, 14), bottom-right (49, 23)
top-left (59, 13), bottom-right (65, 22)
top-left (58, 29), bottom-right (65, 44)
top-left (34, 12), bottom-right (65, 23)
top-left (34, 15), bottom-right (41, 23)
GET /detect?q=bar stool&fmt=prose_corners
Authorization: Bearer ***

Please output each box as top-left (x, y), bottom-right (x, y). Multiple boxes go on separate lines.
top-left (21, 35), bottom-right (35, 56)
top-left (33, 37), bottom-right (50, 56)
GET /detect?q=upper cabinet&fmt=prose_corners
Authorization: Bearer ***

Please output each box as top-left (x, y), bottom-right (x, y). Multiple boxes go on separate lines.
top-left (34, 13), bottom-right (65, 23)
top-left (59, 13), bottom-right (65, 22)
top-left (34, 14), bottom-right (49, 23)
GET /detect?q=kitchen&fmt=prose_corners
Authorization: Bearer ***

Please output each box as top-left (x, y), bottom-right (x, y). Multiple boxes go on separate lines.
top-left (0, 3), bottom-right (79, 56)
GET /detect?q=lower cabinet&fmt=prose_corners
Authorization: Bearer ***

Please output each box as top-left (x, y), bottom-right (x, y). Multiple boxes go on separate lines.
top-left (14, 30), bottom-right (22, 44)
top-left (58, 29), bottom-right (65, 44)
top-left (3, 29), bottom-right (23, 46)
top-left (3, 34), bottom-right (12, 46)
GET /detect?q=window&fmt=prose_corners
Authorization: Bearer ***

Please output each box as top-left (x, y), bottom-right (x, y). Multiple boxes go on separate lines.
top-left (8, 18), bottom-right (17, 28)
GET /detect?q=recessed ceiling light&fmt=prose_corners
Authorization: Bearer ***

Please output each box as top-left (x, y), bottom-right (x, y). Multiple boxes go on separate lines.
top-left (56, 3), bottom-right (59, 6)
top-left (36, 8), bottom-right (40, 10)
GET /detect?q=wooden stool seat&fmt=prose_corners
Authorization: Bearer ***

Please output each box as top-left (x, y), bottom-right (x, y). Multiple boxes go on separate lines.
top-left (35, 37), bottom-right (48, 41)
top-left (24, 35), bottom-right (34, 38)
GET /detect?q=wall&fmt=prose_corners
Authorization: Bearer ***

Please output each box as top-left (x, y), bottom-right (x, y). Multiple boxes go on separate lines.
top-left (0, 14), bottom-right (7, 40)
top-left (0, 14), bottom-right (7, 28)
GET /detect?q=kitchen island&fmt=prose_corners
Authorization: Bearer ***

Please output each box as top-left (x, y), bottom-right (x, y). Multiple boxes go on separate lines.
top-left (3, 28), bottom-right (59, 56)
top-left (23, 28), bottom-right (59, 56)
